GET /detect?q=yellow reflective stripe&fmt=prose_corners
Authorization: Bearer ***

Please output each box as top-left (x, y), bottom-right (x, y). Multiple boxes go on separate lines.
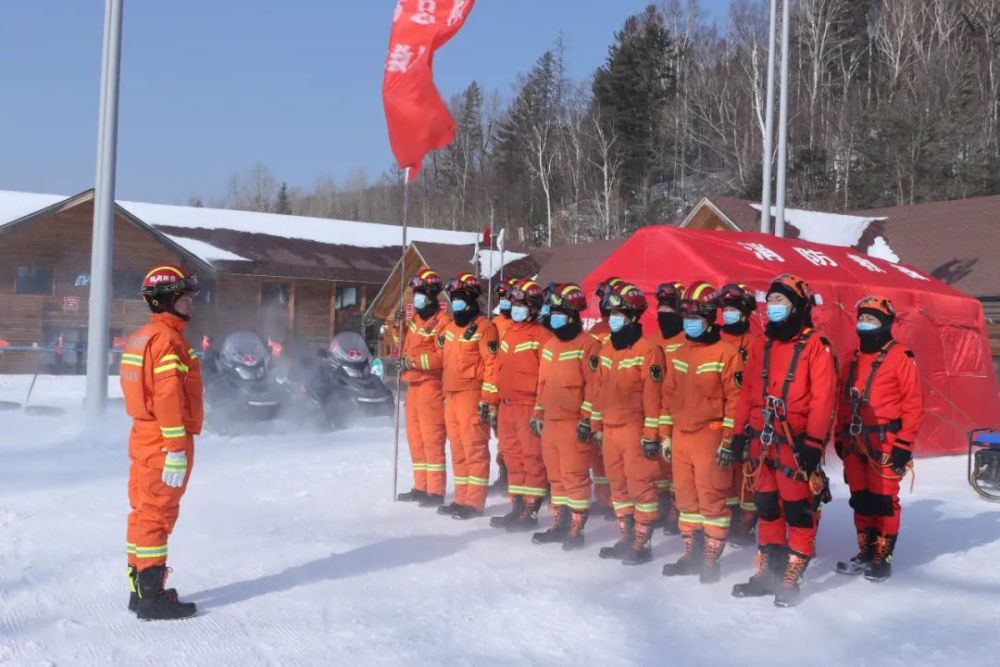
top-left (154, 362), bottom-right (188, 374)
top-left (551, 496), bottom-right (570, 507)
top-left (581, 401), bottom-right (593, 415)
top-left (696, 361), bottom-right (725, 374)
top-left (467, 476), bottom-right (489, 487)
top-left (460, 335), bottom-right (483, 343)
top-left (541, 349), bottom-right (554, 361)
top-left (679, 512), bottom-right (705, 525)
top-left (453, 476), bottom-right (470, 484)
top-left (665, 343), bottom-right (683, 352)
top-left (600, 356), bottom-right (613, 368)
top-left (134, 545), bottom-right (168, 559)
top-left (701, 515), bottom-right (732, 528)
top-left (444, 331), bottom-right (456, 341)
top-left (740, 502), bottom-right (757, 511)
top-left (500, 340), bottom-right (510, 352)
top-left (655, 480), bottom-right (672, 489)
top-left (411, 463), bottom-right (428, 470)
top-left (722, 417), bottom-right (735, 429)
top-left (690, 283), bottom-right (714, 300)
top-left (591, 411), bottom-right (603, 421)
top-left (514, 341), bottom-right (540, 353)
top-left (420, 353), bottom-right (430, 370)
top-left (481, 383), bottom-right (499, 394)
top-left (512, 486), bottom-right (547, 497)
top-left (659, 414), bottom-right (673, 426)
top-left (164, 459), bottom-right (186, 473)
top-left (593, 476), bottom-right (610, 484)
top-left (618, 356), bottom-right (644, 369)
top-left (159, 354), bottom-right (181, 362)
top-left (635, 502), bottom-right (659, 512)
top-left (126, 542), bottom-right (137, 555)
top-left (725, 497), bottom-right (740, 506)
top-left (160, 425), bottom-right (187, 439)
top-left (565, 498), bottom-right (591, 510)
top-left (121, 353), bottom-right (144, 363)
top-left (612, 501), bottom-right (635, 510)
top-left (558, 350), bottom-right (584, 361)
top-left (643, 417), bottom-right (659, 428)
top-left (425, 463), bottom-right (447, 472)
top-left (672, 359), bottom-right (689, 373)
top-left (121, 359), bottom-right (143, 368)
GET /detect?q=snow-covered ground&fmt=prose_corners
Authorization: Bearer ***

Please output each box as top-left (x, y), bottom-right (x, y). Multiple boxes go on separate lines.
top-left (2, 375), bottom-right (1000, 666)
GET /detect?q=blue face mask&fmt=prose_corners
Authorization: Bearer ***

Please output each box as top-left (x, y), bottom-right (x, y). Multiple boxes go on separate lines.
top-left (511, 305), bottom-right (529, 322)
top-left (498, 299), bottom-right (511, 312)
top-left (857, 321), bottom-right (880, 332)
top-left (766, 304), bottom-right (790, 323)
top-left (413, 293), bottom-right (428, 310)
top-left (451, 299), bottom-right (467, 313)
top-left (608, 314), bottom-right (627, 333)
top-left (723, 309), bottom-right (742, 326)
top-left (549, 312), bottom-right (569, 329)
top-left (539, 304), bottom-right (551, 317)
top-left (683, 318), bottom-right (707, 338)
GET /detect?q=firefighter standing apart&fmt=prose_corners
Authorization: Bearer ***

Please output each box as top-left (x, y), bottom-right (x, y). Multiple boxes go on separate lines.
top-left (489, 280), bottom-right (552, 531)
top-left (659, 282), bottom-right (743, 583)
top-left (120, 265), bottom-right (202, 620)
top-left (591, 283), bottom-right (666, 565)
top-left (437, 273), bottom-right (500, 520)
top-left (835, 295), bottom-right (923, 582)
top-left (395, 268), bottom-right (449, 508)
top-left (718, 283), bottom-right (761, 546)
top-left (530, 284), bottom-right (602, 549)
top-left (731, 274), bottom-right (837, 607)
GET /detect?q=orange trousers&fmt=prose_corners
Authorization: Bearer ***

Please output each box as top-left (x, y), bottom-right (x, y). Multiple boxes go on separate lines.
top-left (541, 418), bottom-right (593, 514)
top-left (657, 457), bottom-right (673, 494)
top-left (405, 380), bottom-right (447, 496)
top-left (672, 428), bottom-right (732, 540)
top-left (126, 422), bottom-right (193, 571)
top-left (601, 420), bottom-right (660, 525)
top-left (732, 461), bottom-right (756, 515)
top-left (498, 401), bottom-right (547, 500)
top-left (445, 389), bottom-right (491, 509)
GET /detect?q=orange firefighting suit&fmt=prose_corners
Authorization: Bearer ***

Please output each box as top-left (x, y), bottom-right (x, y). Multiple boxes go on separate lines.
top-left (591, 336), bottom-right (666, 526)
top-left (586, 320), bottom-right (613, 508)
top-left (440, 315), bottom-right (499, 510)
top-left (648, 330), bottom-right (686, 496)
top-left (660, 337), bottom-right (743, 541)
top-left (491, 314), bottom-right (514, 472)
top-left (721, 329), bottom-right (758, 518)
top-left (534, 333), bottom-right (602, 514)
top-left (395, 310), bottom-right (449, 496)
top-left (120, 312), bottom-right (203, 571)
top-left (496, 321), bottom-right (552, 501)
top-left (837, 343), bottom-right (923, 537)
top-left (734, 329), bottom-right (837, 558)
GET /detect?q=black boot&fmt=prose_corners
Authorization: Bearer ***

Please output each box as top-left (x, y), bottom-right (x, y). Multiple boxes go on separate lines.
top-left (452, 504), bottom-right (484, 520)
top-left (732, 545), bottom-right (782, 598)
top-left (532, 505), bottom-right (569, 544)
top-left (599, 515), bottom-right (634, 559)
top-left (600, 504), bottom-right (617, 522)
top-left (418, 493), bottom-right (445, 508)
top-left (128, 566), bottom-right (178, 613)
top-left (562, 510), bottom-right (589, 551)
top-left (436, 501), bottom-right (463, 516)
top-left (506, 496), bottom-right (542, 532)
top-left (135, 566), bottom-right (196, 621)
top-left (662, 502), bottom-right (680, 535)
top-left (397, 488), bottom-right (427, 502)
top-left (488, 460), bottom-right (508, 496)
top-left (774, 552), bottom-right (810, 608)
top-left (655, 492), bottom-right (672, 528)
top-left (490, 496), bottom-right (524, 528)
top-left (836, 529), bottom-right (876, 575)
top-left (865, 534), bottom-right (897, 583)
top-left (622, 521), bottom-right (653, 565)
top-left (662, 532), bottom-right (703, 577)
top-left (700, 536), bottom-right (726, 584)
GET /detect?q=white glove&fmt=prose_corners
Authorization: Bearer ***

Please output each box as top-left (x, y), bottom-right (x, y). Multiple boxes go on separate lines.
top-left (162, 450), bottom-right (188, 488)
top-left (661, 436), bottom-right (673, 462)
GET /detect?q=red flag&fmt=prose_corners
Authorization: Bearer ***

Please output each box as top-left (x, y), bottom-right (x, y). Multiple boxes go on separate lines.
top-left (0, 338), bottom-right (9, 347)
top-left (382, 0), bottom-right (476, 181)
top-left (481, 224), bottom-right (492, 247)
top-left (202, 335), bottom-right (212, 352)
top-left (112, 336), bottom-right (128, 350)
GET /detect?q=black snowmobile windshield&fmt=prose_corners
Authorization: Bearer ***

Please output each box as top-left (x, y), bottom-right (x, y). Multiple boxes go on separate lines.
top-left (328, 332), bottom-right (372, 377)
top-left (221, 332), bottom-right (271, 379)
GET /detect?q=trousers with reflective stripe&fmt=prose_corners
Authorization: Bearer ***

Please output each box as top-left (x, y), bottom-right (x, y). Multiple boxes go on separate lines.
top-left (541, 418), bottom-right (593, 513)
top-left (498, 403), bottom-right (547, 499)
top-left (127, 423), bottom-right (193, 571)
top-left (405, 379), bottom-right (447, 496)
top-left (601, 421), bottom-right (660, 525)
top-left (672, 428), bottom-right (732, 540)
top-left (445, 389), bottom-right (491, 510)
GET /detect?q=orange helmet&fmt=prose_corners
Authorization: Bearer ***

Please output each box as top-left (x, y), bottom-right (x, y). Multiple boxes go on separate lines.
top-left (680, 281), bottom-right (719, 319)
top-left (510, 279), bottom-right (543, 308)
top-left (547, 283), bottom-right (587, 312)
top-left (768, 273), bottom-right (815, 311)
top-left (856, 294), bottom-right (895, 323)
top-left (409, 268), bottom-right (443, 294)
top-left (718, 283), bottom-right (758, 314)
top-left (604, 283), bottom-right (647, 316)
top-left (446, 272), bottom-right (482, 297)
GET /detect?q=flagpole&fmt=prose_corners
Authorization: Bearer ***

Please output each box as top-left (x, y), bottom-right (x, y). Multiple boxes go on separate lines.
top-left (486, 225), bottom-right (494, 316)
top-left (392, 168), bottom-right (410, 502)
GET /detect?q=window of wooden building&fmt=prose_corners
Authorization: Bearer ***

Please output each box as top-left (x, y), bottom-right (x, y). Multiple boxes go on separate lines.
top-left (16, 265), bottom-right (53, 295)
top-left (336, 286), bottom-right (357, 310)
top-left (113, 271), bottom-right (146, 300)
top-left (261, 282), bottom-right (290, 308)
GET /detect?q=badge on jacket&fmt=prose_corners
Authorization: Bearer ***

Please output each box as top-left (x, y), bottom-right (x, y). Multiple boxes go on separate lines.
top-left (436, 334), bottom-right (446, 349)
top-left (734, 370), bottom-right (743, 388)
top-left (487, 339), bottom-right (499, 355)
top-left (589, 355), bottom-right (599, 372)
top-left (649, 364), bottom-right (663, 383)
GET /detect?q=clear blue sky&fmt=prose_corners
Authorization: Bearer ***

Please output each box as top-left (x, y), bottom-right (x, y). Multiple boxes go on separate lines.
top-left (0, 1), bottom-right (731, 204)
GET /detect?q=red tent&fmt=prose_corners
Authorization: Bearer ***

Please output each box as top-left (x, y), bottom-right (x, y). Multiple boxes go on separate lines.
top-left (581, 226), bottom-right (1000, 457)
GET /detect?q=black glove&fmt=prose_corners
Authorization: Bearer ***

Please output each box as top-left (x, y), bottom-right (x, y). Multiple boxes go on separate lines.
top-left (793, 433), bottom-right (822, 474)
top-left (641, 438), bottom-right (660, 460)
top-left (394, 307), bottom-right (404, 322)
top-left (396, 356), bottom-right (412, 371)
top-left (529, 416), bottom-right (544, 438)
top-left (890, 446), bottom-right (912, 475)
top-left (715, 442), bottom-right (736, 468)
top-left (576, 419), bottom-right (592, 444)
top-left (488, 406), bottom-right (498, 430)
top-left (477, 401), bottom-right (491, 423)
top-left (729, 434), bottom-right (748, 463)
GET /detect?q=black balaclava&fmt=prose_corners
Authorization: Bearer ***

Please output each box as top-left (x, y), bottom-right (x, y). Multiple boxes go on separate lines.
top-left (451, 292), bottom-right (481, 327)
top-left (721, 299), bottom-right (752, 336)
top-left (610, 318), bottom-right (643, 350)
top-left (552, 309), bottom-right (583, 342)
top-left (657, 312), bottom-right (684, 338)
top-left (765, 283), bottom-right (811, 343)
top-left (858, 308), bottom-right (894, 354)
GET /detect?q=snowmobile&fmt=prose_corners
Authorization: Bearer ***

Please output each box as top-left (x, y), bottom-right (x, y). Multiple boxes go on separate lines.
top-left (295, 331), bottom-right (395, 430)
top-left (969, 428), bottom-right (1000, 502)
top-left (202, 332), bottom-right (286, 434)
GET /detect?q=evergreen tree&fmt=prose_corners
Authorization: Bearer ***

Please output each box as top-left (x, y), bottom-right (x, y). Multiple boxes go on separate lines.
top-left (276, 182), bottom-right (291, 215)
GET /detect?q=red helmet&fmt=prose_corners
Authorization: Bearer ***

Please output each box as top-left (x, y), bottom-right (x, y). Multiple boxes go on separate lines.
top-left (680, 281), bottom-right (719, 319)
top-left (718, 283), bottom-right (758, 314)
top-left (547, 283), bottom-right (587, 312)
top-left (446, 272), bottom-right (482, 297)
top-left (604, 283), bottom-right (647, 315)
top-left (595, 276), bottom-right (624, 299)
top-left (768, 273), bottom-right (815, 311)
top-left (409, 268), bottom-right (443, 294)
top-left (141, 264), bottom-right (199, 317)
top-left (655, 282), bottom-right (685, 311)
top-left (495, 276), bottom-right (519, 298)
top-left (856, 294), bottom-right (895, 322)
top-left (510, 279), bottom-right (543, 308)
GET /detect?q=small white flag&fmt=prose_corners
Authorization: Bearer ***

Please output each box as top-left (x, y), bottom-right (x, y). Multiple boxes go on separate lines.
top-left (496, 228), bottom-right (505, 253)
top-left (470, 241), bottom-right (479, 267)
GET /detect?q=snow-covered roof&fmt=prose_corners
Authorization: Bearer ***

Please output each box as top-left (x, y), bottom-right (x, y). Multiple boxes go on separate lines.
top-left (161, 235), bottom-right (249, 263)
top-left (473, 248), bottom-right (528, 279)
top-left (751, 204), bottom-right (887, 249)
top-left (118, 200), bottom-right (479, 249)
top-left (0, 190), bottom-right (66, 224)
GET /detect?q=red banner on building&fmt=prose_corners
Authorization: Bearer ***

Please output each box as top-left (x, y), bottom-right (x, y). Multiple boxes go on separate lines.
top-left (382, 0), bottom-right (476, 180)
